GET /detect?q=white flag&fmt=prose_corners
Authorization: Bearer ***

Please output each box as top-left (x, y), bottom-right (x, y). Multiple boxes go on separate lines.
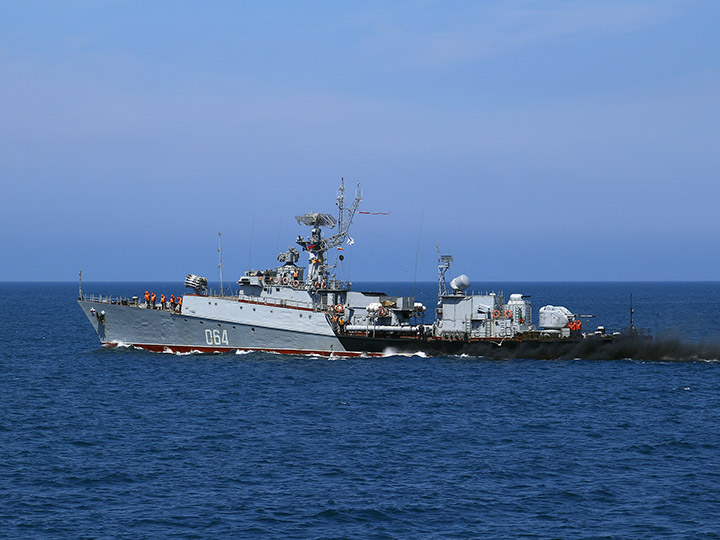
top-left (346, 237), bottom-right (355, 246)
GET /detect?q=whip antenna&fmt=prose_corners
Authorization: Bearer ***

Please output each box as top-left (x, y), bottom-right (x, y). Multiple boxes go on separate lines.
top-left (218, 232), bottom-right (224, 297)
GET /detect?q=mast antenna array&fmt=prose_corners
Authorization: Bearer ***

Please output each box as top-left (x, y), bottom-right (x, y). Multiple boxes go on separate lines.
top-left (294, 178), bottom-right (362, 284)
top-left (335, 177), bottom-right (362, 242)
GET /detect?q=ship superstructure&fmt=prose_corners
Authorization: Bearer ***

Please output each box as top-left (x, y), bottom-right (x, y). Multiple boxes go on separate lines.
top-left (78, 180), bottom-right (622, 358)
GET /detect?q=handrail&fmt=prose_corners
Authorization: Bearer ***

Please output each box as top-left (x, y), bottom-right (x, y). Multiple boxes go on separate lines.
top-left (81, 294), bottom-right (133, 304)
top-left (81, 292), bottom-right (324, 313)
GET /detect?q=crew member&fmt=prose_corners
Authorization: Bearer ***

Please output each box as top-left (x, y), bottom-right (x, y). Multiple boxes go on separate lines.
top-left (170, 295), bottom-right (176, 311)
top-left (160, 294), bottom-right (166, 309)
top-left (144, 290), bottom-right (150, 308)
top-left (177, 296), bottom-right (182, 313)
top-left (151, 292), bottom-right (157, 309)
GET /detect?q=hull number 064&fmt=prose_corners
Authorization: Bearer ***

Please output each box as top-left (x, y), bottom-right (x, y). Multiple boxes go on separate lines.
top-left (205, 329), bottom-right (229, 346)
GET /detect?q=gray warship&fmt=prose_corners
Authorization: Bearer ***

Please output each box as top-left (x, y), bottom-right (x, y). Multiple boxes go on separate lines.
top-left (79, 180), bottom-right (636, 358)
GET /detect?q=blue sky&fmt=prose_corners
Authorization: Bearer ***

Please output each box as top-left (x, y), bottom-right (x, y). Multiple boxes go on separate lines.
top-left (1, 0), bottom-right (719, 282)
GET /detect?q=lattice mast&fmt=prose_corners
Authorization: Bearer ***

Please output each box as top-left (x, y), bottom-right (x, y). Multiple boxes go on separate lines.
top-left (295, 178), bottom-right (362, 284)
top-left (436, 244), bottom-right (453, 297)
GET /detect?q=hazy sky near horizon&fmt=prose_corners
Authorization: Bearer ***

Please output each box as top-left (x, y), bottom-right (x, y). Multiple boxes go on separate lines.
top-left (2, 0), bottom-right (719, 282)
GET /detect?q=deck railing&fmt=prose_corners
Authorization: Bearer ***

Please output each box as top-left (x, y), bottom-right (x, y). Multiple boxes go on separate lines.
top-left (81, 294), bottom-right (136, 305)
top-left (82, 291), bottom-right (322, 313)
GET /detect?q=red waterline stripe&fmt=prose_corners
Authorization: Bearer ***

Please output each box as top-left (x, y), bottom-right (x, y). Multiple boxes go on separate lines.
top-left (103, 342), bottom-right (380, 358)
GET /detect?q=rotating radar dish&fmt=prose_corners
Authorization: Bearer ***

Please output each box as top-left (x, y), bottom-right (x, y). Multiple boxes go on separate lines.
top-left (295, 213), bottom-right (337, 228)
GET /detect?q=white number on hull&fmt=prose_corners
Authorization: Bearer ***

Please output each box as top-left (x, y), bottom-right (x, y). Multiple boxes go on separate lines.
top-left (205, 329), bottom-right (229, 346)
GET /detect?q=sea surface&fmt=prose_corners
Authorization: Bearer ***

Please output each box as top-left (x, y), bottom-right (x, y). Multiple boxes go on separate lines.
top-left (2, 281), bottom-right (720, 539)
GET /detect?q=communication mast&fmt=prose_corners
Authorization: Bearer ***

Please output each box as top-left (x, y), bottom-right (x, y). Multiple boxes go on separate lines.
top-left (295, 179), bottom-right (362, 284)
top-left (436, 244), bottom-right (453, 297)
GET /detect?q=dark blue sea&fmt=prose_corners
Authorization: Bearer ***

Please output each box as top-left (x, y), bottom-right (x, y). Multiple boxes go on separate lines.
top-left (2, 281), bottom-right (720, 539)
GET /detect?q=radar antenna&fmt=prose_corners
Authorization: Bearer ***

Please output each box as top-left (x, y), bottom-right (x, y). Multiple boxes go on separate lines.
top-left (295, 178), bottom-right (362, 284)
top-left (295, 213), bottom-right (337, 228)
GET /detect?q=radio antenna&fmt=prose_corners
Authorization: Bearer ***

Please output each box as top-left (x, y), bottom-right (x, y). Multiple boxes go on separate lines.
top-left (413, 213), bottom-right (424, 299)
top-left (248, 214), bottom-right (255, 272)
top-left (218, 232), bottom-right (224, 297)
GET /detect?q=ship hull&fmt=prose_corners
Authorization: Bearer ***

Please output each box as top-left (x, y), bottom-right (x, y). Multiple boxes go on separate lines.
top-left (336, 333), bottom-right (621, 359)
top-left (79, 300), bottom-right (638, 360)
top-left (78, 299), bottom-right (363, 357)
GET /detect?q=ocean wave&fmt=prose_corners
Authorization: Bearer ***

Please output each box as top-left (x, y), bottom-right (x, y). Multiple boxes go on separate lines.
top-left (173, 349), bottom-right (206, 356)
top-left (381, 348), bottom-right (428, 358)
top-left (108, 340), bottom-right (132, 348)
